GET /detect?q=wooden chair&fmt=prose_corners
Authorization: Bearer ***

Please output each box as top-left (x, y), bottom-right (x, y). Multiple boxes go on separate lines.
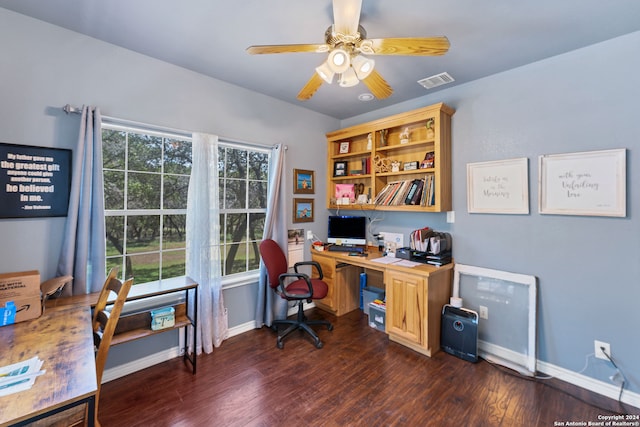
top-left (91, 269), bottom-right (134, 426)
top-left (27, 269), bottom-right (133, 427)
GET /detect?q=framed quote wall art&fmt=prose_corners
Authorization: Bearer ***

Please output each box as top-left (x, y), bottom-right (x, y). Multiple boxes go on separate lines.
top-left (467, 158), bottom-right (529, 214)
top-left (538, 149), bottom-right (626, 217)
top-left (0, 142), bottom-right (72, 218)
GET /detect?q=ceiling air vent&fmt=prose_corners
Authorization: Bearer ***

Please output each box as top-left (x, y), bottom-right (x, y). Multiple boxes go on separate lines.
top-left (417, 72), bottom-right (455, 90)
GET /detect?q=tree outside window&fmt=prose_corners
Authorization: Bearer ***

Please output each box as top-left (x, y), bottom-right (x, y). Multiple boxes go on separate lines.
top-left (102, 125), bottom-right (269, 284)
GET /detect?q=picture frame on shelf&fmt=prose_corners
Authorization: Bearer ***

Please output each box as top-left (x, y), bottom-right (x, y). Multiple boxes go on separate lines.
top-left (333, 161), bottom-right (347, 177)
top-left (338, 141), bottom-right (350, 154)
top-left (293, 168), bottom-right (314, 194)
top-left (420, 152), bottom-right (435, 169)
top-left (293, 198), bottom-right (314, 223)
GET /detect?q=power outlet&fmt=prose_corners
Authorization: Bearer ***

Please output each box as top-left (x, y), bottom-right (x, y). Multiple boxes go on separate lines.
top-left (594, 340), bottom-right (611, 360)
top-left (306, 230), bottom-right (314, 240)
top-left (446, 211), bottom-right (455, 223)
top-left (479, 305), bottom-right (488, 320)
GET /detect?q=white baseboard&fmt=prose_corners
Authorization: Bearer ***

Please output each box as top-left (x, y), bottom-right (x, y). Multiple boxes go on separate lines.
top-left (537, 360), bottom-right (640, 409)
top-left (102, 347), bottom-right (182, 383)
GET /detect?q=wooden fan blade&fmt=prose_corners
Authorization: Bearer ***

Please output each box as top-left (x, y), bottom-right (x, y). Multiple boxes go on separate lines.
top-left (297, 73), bottom-right (324, 101)
top-left (333, 0), bottom-right (362, 36)
top-left (246, 44), bottom-right (329, 55)
top-left (364, 37), bottom-right (450, 56)
top-left (362, 70), bottom-right (393, 99)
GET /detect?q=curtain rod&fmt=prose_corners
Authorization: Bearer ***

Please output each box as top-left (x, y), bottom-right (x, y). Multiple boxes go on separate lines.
top-left (62, 104), bottom-right (285, 150)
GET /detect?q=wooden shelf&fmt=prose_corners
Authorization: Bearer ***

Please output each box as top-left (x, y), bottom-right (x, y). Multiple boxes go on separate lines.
top-left (111, 303), bottom-right (191, 345)
top-left (326, 102), bottom-right (454, 212)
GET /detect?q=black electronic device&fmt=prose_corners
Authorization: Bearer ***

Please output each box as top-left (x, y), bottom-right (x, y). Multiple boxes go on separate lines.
top-left (441, 304), bottom-right (479, 363)
top-left (327, 215), bottom-right (367, 246)
top-left (328, 245), bottom-right (363, 253)
top-left (396, 247), bottom-right (412, 260)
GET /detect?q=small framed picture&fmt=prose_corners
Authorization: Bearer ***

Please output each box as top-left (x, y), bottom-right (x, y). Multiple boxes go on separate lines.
top-left (339, 141), bottom-right (350, 154)
top-left (333, 161), bottom-right (347, 177)
top-left (293, 168), bottom-right (314, 194)
top-left (421, 151), bottom-right (435, 169)
top-left (293, 198), bottom-right (314, 223)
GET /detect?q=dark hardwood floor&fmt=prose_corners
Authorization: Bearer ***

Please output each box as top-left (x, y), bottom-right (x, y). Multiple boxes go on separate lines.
top-left (100, 308), bottom-right (638, 427)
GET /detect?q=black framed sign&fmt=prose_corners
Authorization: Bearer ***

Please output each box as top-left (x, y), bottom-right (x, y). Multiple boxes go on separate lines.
top-left (0, 143), bottom-right (72, 218)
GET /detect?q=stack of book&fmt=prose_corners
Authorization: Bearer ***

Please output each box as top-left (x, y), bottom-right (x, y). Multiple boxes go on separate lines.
top-left (425, 251), bottom-right (452, 267)
top-left (373, 176), bottom-right (436, 207)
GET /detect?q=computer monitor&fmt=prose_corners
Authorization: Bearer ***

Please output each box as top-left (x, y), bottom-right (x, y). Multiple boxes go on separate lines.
top-left (327, 215), bottom-right (367, 245)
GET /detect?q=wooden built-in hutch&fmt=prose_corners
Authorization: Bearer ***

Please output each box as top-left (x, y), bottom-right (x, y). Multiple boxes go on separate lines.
top-left (326, 102), bottom-right (454, 212)
top-left (314, 102), bottom-right (456, 356)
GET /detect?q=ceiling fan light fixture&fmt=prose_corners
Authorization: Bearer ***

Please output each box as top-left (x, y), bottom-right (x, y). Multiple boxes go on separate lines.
top-left (338, 67), bottom-right (359, 87)
top-left (327, 48), bottom-right (350, 74)
top-left (315, 61), bottom-right (335, 84)
top-left (352, 55), bottom-right (374, 80)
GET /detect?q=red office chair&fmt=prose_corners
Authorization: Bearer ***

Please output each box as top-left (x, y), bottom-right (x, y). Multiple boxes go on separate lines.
top-left (259, 239), bottom-right (333, 349)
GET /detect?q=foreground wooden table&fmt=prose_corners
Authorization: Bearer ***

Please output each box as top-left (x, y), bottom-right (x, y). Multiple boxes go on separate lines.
top-left (0, 305), bottom-right (97, 427)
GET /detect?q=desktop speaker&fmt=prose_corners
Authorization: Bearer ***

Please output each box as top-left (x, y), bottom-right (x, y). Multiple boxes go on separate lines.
top-left (441, 304), bottom-right (479, 363)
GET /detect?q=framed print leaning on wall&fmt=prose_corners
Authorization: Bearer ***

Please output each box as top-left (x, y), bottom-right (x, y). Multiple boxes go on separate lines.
top-left (467, 158), bottom-right (529, 214)
top-left (538, 148), bottom-right (626, 217)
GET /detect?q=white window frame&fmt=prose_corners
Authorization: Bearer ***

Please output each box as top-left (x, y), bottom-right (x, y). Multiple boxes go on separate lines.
top-left (102, 121), bottom-right (270, 290)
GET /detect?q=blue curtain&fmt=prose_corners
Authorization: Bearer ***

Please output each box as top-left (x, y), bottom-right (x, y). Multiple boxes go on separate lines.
top-left (57, 106), bottom-right (106, 295)
top-left (255, 144), bottom-right (288, 327)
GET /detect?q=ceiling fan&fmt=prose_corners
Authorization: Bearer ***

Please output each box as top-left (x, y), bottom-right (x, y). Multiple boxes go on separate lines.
top-left (246, 0), bottom-right (449, 101)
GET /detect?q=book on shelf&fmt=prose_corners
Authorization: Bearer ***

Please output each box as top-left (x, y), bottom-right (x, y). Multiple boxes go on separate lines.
top-left (418, 174), bottom-right (435, 207)
top-left (361, 157), bottom-right (371, 174)
top-left (374, 178), bottom-right (434, 207)
top-left (407, 179), bottom-right (424, 205)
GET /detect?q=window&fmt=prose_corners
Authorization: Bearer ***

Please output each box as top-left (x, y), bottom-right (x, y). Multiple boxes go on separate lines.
top-left (218, 144), bottom-right (269, 276)
top-left (102, 124), bottom-right (269, 284)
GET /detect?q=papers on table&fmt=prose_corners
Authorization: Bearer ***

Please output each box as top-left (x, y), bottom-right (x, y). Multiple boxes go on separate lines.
top-left (370, 256), bottom-right (401, 265)
top-left (369, 257), bottom-right (421, 267)
top-left (0, 356), bottom-right (45, 396)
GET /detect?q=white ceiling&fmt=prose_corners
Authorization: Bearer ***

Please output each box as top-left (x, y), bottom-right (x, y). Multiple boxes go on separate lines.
top-left (2, 0), bottom-right (640, 119)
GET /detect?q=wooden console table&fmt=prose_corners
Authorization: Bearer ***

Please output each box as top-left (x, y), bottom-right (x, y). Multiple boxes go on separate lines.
top-left (0, 305), bottom-right (97, 427)
top-left (45, 275), bottom-right (199, 374)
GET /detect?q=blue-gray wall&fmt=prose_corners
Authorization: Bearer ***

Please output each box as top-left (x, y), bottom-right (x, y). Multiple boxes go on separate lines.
top-left (1, 8), bottom-right (638, 402)
top-left (0, 8), bottom-right (336, 370)
top-left (343, 31), bottom-right (640, 398)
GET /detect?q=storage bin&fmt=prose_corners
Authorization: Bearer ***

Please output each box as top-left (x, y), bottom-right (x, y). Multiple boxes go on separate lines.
top-left (150, 306), bottom-right (175, 330)
top-left (368, 304), bottom-right (386, 331)
top-left (362, 286), bottom-right (385, 316)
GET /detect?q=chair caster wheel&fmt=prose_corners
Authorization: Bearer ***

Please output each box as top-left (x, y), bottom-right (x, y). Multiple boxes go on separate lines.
top-left (277, 340), bottom-right (284, 349)
top-left (315, 341), bottom-right (323, 349)
top-left (327, 324), bottom-right (334, 331)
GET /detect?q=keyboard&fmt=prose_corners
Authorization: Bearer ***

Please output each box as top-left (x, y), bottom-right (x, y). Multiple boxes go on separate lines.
top-left (328, 245), bottom-right (364, 253)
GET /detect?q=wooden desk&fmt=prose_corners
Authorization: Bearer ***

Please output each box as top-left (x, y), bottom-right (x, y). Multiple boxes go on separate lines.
top-left (0, 306), bottom-right (97, 427)
top-left (312, 249), bottom-right (453, 357)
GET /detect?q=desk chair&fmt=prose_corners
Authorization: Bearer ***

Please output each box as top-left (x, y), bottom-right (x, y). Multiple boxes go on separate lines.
top-left (28, 270), bottom-right (133, 427)
top-left (259, 239), bottom-right (333, 349)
